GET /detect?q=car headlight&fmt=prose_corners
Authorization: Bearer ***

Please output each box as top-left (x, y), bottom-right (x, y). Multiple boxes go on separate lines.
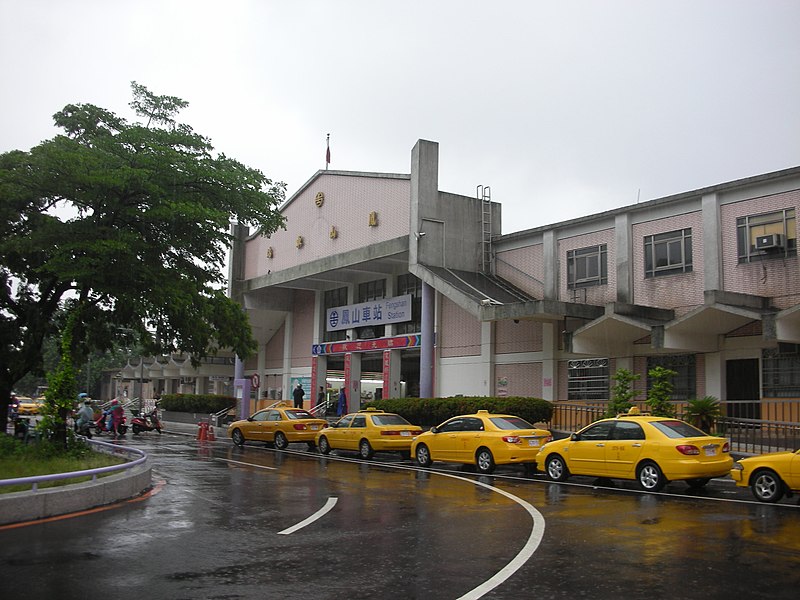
top-left (731, 462), bottom-right (743, 471)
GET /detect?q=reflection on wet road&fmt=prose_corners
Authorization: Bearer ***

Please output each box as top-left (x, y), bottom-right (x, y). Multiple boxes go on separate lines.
top-left (1, 434), bottom-right (798, 599)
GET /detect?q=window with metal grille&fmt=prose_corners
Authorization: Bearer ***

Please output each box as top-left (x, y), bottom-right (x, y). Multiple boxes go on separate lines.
top-left (356, 279), bottom-right (386, 339)
top-left (567, 244), bottom-right (607, 289)
top-left (644, 229), bottom-right (692, 278)
top-left (394, 273), bottom-right (422, 334)
top-left (646, 354), bottom-right (696, 400)
top-left (567, 358), bottom-right (609, 401)
top-left (762, 344), bottom-right (800, 397)
top-left (323, 287), bottom-right (348, 342)
top-left (736, 208), bottom-right (797, 263)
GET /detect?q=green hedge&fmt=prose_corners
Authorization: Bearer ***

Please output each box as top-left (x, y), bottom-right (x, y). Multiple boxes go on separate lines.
top-left (363, 396), bottom-right (553, 428)
top-left (160, 393), bottom-right (236, 414)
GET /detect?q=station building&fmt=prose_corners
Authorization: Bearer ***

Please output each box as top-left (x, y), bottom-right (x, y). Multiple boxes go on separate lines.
top-left (228, 139), bottom-right (800, 418)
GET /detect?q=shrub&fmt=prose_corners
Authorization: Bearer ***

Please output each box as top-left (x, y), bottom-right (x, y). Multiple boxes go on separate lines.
top-left (646, 366), bottom-right (677, 417)
top-left (364, 396), bottom-right (553, 427)
top-left (605, 368), bottom-right (641, 418)
top-left (684, 396), bottom-right (721, 433)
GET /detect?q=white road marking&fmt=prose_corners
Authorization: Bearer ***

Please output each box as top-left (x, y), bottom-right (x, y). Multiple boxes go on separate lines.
top-left (278, 497), bottom-right (338, 535)
top-left (215, 458), bottom-right (276, 470)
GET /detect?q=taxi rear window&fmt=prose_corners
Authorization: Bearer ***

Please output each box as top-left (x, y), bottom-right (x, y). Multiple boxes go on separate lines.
top-left (371, 414), bottom-right (411, 426)
top-left (650, 420), bottom-right (706, 438)
top-left (285, 410), bottom-right (313, 420)
top-left (490, 416), bottom-right (535, 430)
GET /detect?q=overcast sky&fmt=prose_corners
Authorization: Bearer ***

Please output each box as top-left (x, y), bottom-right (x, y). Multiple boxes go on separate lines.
top-left (2, 0), bottom-right (799, 233)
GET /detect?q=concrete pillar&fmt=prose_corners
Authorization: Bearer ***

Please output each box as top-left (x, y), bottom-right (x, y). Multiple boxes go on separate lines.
top-left (420, 281), bottom-right (435, 397)
top-left (702, 193), bottom-right (722, 291)
top-left (312, 355), bottom-right (328, 410)
top-left (543, 230), bottom-right (558, 300)
top-left (344, 352), bottom-right (362, 411)
top-left (282, 311), bottom-right (293, 400)
top-left (382, 349), bottom-right (402, 399)
top-left (615, 213), bottom-right (633, 304)
top-left (481, 321), bottom-right (494, 396)
top-left (705, 352), bottom-right (724, 400)
top-left (542, 322), bottom-right (558, 401)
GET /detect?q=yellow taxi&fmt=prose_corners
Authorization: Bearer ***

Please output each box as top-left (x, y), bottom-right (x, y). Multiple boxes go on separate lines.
top-left (227, 402), bottom-right (327, 450)
top-left (730, 449), bottom-right (800, 503)
top-left (15, 396), bottom-right (44, 416)
top-left (315, 408), bottom-right (423, 459)
top-left (410, 410), bottom-right (552, 474)
top-left (535, 408), bottom-right (733, 491)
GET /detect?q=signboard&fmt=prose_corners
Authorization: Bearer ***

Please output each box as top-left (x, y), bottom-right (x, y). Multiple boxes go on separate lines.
top-left (326, 294), bottom-right (412, 332)
top-left (313, 334), bottom-right (421, 356)
top-left (250, 373), bottom-right (260, 389)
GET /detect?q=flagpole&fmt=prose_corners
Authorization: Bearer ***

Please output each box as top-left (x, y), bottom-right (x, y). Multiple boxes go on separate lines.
top-left (325, 133), bottom-right (330, 170)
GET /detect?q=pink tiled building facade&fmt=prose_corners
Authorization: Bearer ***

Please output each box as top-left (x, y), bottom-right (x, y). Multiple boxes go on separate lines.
top-left (228, 139), bottom-right (800, 416)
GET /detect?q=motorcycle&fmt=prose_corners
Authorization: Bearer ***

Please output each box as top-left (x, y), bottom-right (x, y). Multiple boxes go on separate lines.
top-left (74, 420), bottom-right (93, 438)
top-left (131, 403), bottom-right (162, 434)
top-left (93, 412), bottom-right (128, 436)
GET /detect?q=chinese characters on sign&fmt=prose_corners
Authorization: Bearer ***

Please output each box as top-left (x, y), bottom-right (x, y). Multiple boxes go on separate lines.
top-left (326, 294), bottom-right (412, 332)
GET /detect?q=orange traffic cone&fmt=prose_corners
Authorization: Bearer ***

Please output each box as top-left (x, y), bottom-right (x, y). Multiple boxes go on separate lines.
top-left (197, 422), bottom-right (207, 441)
top-left (207, 425), bottom-right (216, 441)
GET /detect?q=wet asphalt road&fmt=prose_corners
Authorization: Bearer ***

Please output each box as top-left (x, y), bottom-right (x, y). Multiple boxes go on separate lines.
top-left (1, 431), bottom-right (799, 600)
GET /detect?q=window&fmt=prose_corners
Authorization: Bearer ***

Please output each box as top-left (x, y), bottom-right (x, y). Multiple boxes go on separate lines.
top-left (644, 229), bottom-right (692, 278)
top-left (567, 244), bottom-right (607, 288)
top-left (395, 274), bottom-right (422, 334)
top-left (266, 410), bottom-right (281, 421)
top-left (737, 209), bottom-right (796, 263)
top-left (252, 410), bottom-right (269, 422)
top-left (763, 344), bottom-right (800, 397)
top-left (439, 418), bottom-right (466, 433)
top-left (650, 420), bottom-right (705, 439)
top-left (646, 355), bottom-right (696, 401)
top-left (567, 358), bottom-right (609, 401)
top-left (356, 279), bottom-right (386, 339)
top-left (324, 287), bottom-right (348, 342)
top-left (351, 416), bottom-right (366, 428)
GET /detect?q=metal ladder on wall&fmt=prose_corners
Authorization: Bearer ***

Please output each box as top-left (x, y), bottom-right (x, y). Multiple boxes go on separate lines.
top-left (478, 185), bottom-right (492, 274)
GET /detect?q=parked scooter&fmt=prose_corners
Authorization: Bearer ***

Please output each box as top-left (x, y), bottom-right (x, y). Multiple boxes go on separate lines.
top-left (93, 412), bottom-right (128, 436)
top-left (131, 403), bottom-right (162, 434)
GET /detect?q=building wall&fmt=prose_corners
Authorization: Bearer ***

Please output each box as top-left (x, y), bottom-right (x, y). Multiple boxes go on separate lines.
top-left (438, 357), bottom-right (489, 397)
top-left (632, 210), bottom-right (704, 314)
top-left (243, 174), bottom-right (410, 280)
top-left (495, 319), bottom-right (543, 354)
top-left (439, 297), bottom-right (481, 357)
top-left (495, 362), bottom-right (542, 397)
top-left (720, 190), bottom-right (800, 309)
top-left (265, 325), bottom-right (285, 370)
top-left (495, 243), bottom-right (545, 298)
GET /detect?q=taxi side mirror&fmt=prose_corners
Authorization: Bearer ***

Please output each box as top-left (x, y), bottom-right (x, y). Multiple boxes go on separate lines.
top-left (570, 433), bottom-right (578, 441)
top-left (430, 426), bottom-right (439, 434)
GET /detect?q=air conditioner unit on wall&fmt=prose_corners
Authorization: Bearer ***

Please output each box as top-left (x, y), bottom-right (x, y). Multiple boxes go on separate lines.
top-left (755, 233), bottom-right (784, 250)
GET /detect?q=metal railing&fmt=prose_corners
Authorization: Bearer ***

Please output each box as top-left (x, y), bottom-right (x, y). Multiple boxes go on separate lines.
top-left (549, 399), bottom-right (800, 454)
top-left (0, 438), bottom-right (147, 492)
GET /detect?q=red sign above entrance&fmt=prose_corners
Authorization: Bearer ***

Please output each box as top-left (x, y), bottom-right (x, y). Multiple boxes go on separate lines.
top-left (312, 334), bottom-right (421, 356)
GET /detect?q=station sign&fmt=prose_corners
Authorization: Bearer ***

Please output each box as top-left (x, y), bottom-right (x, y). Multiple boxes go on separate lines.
top-left (326, 294), bottom-right (412, 332)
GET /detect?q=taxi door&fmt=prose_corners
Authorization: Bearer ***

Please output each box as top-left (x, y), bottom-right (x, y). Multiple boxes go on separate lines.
top-left (459, 417), bottom-right (487, 462)
top-left (603, 421), bottom-right (646, 477)
top-left (263, 410), bottom-right (283, 442)
top-left (428, 418), bottom-right (467, 461)
top-left (347, 415), bottom-right (368, 451)
top-left (566, 421), bottom-right (615, 476)
top-left (246, 409), bottom-right (271, 442)
top-left (787, 449), bottom-right (800, 490)
top-left (327, 415), bottom-right (354, 449)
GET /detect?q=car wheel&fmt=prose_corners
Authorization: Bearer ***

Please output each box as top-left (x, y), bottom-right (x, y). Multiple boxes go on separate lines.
top-left (359, 439), bottom-right (374, 460)
top-left (415, 444), bottom-right (433, 467)
top-left (132, 424), bottom-right (142, 435)
top-left (274, 431), bottom-right (289, 450)
top-left (686, 477), bottom-right (710, 489)
top-left (637, 461), bottom-right (666, 492)
top-left (231, 429), bottom-right (245, 446)
top-left (751, 469), bottom-right (784, 503)
top-left (318, 436), bottom-right (331, 455)
top-left (545, 454), bottom-right (570, 482)
top-left (475, 448), bottom-right (496, 474)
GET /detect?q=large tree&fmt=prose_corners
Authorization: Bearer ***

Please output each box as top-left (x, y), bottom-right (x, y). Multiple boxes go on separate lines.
top-left (0, 82), bottom-right (285, 424)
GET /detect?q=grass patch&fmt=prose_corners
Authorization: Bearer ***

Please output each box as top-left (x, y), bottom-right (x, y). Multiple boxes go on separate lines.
top-left (0, 434), bottom-right (127, 494)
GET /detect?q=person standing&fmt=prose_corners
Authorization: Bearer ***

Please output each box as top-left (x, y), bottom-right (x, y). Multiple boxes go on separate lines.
top-left (336, 388), bottom-right (347, 417)
top-left (317, 386), bottom-right (326, 412)
top-left (292, 383), bottom-right (305, 409)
